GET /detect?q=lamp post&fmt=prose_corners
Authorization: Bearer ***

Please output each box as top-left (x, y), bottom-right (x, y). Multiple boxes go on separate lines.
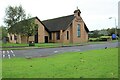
top-left (109, 17), bottom-right (117, 35)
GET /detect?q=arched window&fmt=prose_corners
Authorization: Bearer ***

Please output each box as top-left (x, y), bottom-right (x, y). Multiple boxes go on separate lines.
top-left (67, 31), bottom-right (69, 40)
top-left (14, 35), bottom-right (17, 40)
top-left (77, 24), bottom-right (80, 37)
top-left (78, 12), bottom-right (80, 16)
top-left (49, 33), bottom-right (52, 40)
top-left (56, 32), bottom-right (60, 40)
top-left (10, 36), bottom-right (12, 40)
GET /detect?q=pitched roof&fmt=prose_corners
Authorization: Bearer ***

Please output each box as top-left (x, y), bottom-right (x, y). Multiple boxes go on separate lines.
top-left (31, 17), bottom-right (50, 32)
top-left (84, 23), bottom-right (89, 32)
top-left (42, 15), bottom-right (89, 32)
top-left (9, 15), bottom-right (89, 33)
top-left (42, 15), bottom-right (74, 32)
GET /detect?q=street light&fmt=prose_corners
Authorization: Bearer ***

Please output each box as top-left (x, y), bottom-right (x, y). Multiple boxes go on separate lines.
top-left (109, 17), bottom-right (117, 35)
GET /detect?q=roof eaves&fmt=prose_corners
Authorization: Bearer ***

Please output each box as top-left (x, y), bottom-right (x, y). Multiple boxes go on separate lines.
top-left (34, 17), bottom-right (50, 32)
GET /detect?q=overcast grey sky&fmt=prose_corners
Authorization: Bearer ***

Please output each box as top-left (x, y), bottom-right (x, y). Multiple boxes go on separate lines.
top-left (0, 0), bottom-right (119, 31)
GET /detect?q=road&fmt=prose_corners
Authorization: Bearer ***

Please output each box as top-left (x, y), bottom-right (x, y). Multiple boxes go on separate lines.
top-left (1, 42), bottom-right (119, 58)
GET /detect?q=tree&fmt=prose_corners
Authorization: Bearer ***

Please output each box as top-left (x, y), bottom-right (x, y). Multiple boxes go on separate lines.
top-left (4, 5), bottom-right (26, 27)
top-left (8, 18), bottom-right (38, 43)
top-left (21, 19), bottom-right (38, 43)
top-left (107, 28), bottom-right (116, 36)
top-left (0, 26), bottom-right (8, 39)
top-left (98, 30), bottom-right (110, 36)
top-left (88, 30), bottom-right (101, 38)
top-left (117, 28), bottom-right (120, 37)
top-left (5, 5), bottom-right (38, 43)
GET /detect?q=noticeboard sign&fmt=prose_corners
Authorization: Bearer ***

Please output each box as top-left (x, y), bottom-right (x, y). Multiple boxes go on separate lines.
top-left (112, 34), bottom-right (116, 39)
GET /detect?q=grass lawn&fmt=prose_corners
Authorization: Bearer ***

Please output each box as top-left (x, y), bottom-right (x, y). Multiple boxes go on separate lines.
top-left (2, 43), bottom-right (29, 47)
top-left (35, 43), bottom-right (61, 48)
top-left (2, 43), bottom-right (62, 50)
top-left (2, 48), bottom-right (118, 78)
top-left (87, 40), bottom-right (118, 44)
top-left (2, 43), bottom-right (61, 48)
top-left (2, 39), bottom-right (118, 49)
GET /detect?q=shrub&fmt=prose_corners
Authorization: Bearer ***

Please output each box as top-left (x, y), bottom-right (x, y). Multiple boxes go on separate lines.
top-left (99, 36), bottom-right (112, 41)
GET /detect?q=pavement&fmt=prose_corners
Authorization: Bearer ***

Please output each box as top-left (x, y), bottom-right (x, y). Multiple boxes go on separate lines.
top-left (0, 42), bottom-right (119, 59)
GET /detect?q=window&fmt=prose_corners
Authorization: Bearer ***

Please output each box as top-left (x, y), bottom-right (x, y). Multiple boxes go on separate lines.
top-left (78, 12), bottom-right (80, 16)
top-left (10, 36), bottom-right (12, 40)
top-left (67, 31), bottom-right (69, 40)
top-left (56, 32), bottom-right (60, 40)
top-left (49, 33), bottom-right (52, 40)
top-left (77, 24), bottom-right (81, 37)
top-left (14, 35), bottom-right (17, 40)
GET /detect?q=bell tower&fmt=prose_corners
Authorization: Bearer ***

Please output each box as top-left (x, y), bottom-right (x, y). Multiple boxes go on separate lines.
top-left (74, 7), bottom-right (81, 17)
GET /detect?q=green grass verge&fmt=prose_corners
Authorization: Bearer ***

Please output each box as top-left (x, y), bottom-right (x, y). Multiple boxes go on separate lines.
top-left (2, 48), bottom-right (118, 78)
top-left (88, 40), bottom-right (117, 44)
top-left (2, 43), bottom-right (29, 47)
top-left (35, 43), bottom-right (61, 48)
top-left (2, 43), bottom-right (61, 48)
top-left (2, 40), bottom-right (118, 50)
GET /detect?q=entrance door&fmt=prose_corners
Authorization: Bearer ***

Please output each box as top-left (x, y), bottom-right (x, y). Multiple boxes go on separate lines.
top-left (34, 32), bottom-right (38, 43)
top-left (45, 36), bottom-right (48, 43)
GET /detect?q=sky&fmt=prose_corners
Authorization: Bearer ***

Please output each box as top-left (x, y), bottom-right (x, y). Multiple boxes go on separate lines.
top-left (0, 0), bottom-right (119, 31)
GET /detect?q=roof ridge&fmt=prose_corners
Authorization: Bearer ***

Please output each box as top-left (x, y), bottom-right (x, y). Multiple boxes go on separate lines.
top-left (42, 14), bottom-right (75, 32)
top-left (42, 14), bottom-right (74, 22)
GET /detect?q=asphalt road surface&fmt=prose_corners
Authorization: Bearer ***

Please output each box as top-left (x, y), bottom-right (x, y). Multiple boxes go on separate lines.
top-left (1, 42), bottom-right (119, 58)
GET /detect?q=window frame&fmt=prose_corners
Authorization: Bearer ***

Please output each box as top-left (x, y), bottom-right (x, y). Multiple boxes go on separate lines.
top-left (77, 24), bottom-right (81, 37)
top-left (67, 31), bottom-right (69, 40)
top-left (49, 33), bottom-right (52, 40)
top-left (78, 12), bottom-right (80, 16)
top-left (10, 36), bottom-right (12, 40)
top-left (56, 32), bottom-right (60, 40)
top-left (14, 35), bottom-right (17, 40)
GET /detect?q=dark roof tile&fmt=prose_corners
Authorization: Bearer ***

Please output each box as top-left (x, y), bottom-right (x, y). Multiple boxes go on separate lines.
top-left (42, 15), bottom-right (74, 31)
top-left (9, 14), bottom-right (89, 33)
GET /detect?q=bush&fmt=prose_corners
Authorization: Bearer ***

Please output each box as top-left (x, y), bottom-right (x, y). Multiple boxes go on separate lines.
top-left (29, 41), bottom-right (35, 46)
top-left (89, 38), bottom-right (99, 42)
top-left (89, 36), bottom-right (112, 42)
top-left (99, 36), bottom-right (112, 41)
top-left (99, 38), bottom-right (107, 41)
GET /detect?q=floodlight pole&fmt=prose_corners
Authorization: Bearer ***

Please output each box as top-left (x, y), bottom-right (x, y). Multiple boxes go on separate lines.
top-left (109, 17), bottom-right (117, 35)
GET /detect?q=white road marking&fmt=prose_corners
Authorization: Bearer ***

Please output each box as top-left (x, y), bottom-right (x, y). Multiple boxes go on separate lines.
top-left (7, 50), bottom-right (11, 59)
top-left (3, 51), bottom-right (5, 54)
top-left (11, 52), bottom-right (15, 56)
top-left (12, 54), bottom-right (15, 56)
top-left (8, 54), bottom-right (11, 59)
top-left (2, 51), bottom-right (5, 58)
top-left (2, 53), bottom-right (5, 58)
top-left (2, 50), bottom-right (16, 58)
top-left (54, 51), bottom-right (58, 53)
top-left (7, 50), bottom-right (9, 53)
top-left (10, 50), bottom-right (15, 56)
top-left (10, 50), bottom-right (14, 53)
